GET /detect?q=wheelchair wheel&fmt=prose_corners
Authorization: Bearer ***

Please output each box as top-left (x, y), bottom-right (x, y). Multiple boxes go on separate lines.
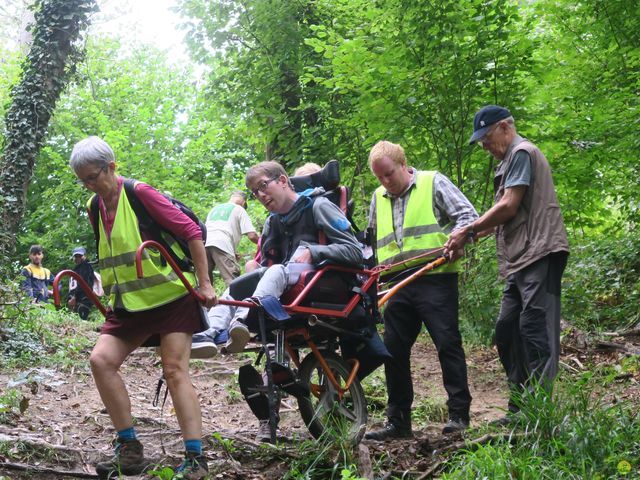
top-left (297, 352), bottom-right (367, 443)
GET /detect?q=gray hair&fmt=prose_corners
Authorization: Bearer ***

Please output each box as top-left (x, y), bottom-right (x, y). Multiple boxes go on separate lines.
top-left (230, 190), bottom-right (247, 201)
top-left (69, 136), bottom-right (115, 171)
top-left (503, 116), bottom-right (516, 131)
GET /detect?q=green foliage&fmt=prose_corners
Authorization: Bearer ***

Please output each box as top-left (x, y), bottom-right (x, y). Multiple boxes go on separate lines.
top-left (0, 388), bottom-right (23, 424)
top-left (562, 232), bottom-right (640, 332)
top-left (442, 376), bottom-right (640, 479)
top-left (0, 293), bottom-right (95, 369)
top-left (412, 397), bottom-right (449, 427)
top-left (0, 0), bottom-right (98, 261)
top-left (210, 431), bottom-right (237, 453)
top-left (458, 240), bottom-right (502, 345)
top-left (282, 434), bottom-right (365, 480)
top-left (145, 466), bottom-right (176, 480)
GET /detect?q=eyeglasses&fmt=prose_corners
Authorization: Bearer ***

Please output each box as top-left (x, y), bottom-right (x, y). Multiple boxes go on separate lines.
top-left (250, 176), bottom-right (279, 198)
top-left (76, 166), bottom-right (107, 186)
top-left (478, 124), bottom-right (499, 146)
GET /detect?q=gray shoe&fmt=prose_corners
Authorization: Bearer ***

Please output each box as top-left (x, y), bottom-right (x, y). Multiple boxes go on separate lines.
top-left (224, 319), bottom-right (250, 353)
top-left (95, 438), bottom-right (153, 479)
top-left (442, 417), bottom-right (469, 434)
top-left (175, 451), bottom-right (209, 479)
top-left (256, 419), bottom-right (279, 443)
top-left (190, 332), bottom-right (218, 359)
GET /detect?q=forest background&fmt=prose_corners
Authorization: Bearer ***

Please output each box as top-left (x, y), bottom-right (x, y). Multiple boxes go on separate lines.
top-left (0, 0), bottom-right (638, 478)
top-left (1, 0), bottom-right (638, 339)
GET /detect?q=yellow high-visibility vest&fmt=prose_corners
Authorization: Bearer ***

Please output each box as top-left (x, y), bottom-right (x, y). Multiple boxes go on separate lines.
top-left (375, 171), bottom-right (458, 277)
top-left (88, 189), bottom-right (196, 312)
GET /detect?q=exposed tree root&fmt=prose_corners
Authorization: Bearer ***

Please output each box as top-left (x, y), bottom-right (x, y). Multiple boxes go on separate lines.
top-left (0, 461), bottom-right (98, 478)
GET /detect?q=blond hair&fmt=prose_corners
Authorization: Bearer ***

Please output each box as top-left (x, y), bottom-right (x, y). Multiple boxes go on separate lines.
top-left (368, 141), bottom-right (406, 169)
top-left (294, 162), bottom-right (322, 176)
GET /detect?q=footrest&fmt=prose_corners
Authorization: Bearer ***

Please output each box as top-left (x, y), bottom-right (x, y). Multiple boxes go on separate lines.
top-left (238, 364), bottom-right (269, 420)
top-left (271, 361), bottom-right (309, 398)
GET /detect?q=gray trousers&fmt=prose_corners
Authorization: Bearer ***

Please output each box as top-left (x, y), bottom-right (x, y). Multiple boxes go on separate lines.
top-left (233, 263), bottom-right (314, 321)
top-left (495, 251), bottom-right (568, 411)
top-left (204, 288), bottom-right (235, 334)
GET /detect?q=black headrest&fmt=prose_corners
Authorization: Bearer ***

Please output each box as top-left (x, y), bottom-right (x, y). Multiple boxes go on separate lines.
top-left (290, 160), bottom-right (340, 193)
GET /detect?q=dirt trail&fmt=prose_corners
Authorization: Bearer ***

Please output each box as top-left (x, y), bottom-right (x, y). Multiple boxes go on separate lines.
top-left (7, 329), bottom-right (637, 479)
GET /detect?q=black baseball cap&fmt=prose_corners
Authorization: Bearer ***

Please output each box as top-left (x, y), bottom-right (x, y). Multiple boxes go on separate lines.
top-left (469, 105), bottom-right (511, 144)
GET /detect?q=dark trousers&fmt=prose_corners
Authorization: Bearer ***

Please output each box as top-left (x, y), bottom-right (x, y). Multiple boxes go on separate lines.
top-left (383, 273), bottom-right (471, 421)
top-left (495, 251), bottom-right (568, 410)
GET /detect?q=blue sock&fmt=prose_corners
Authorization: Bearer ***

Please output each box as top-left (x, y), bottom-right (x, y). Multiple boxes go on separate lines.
top-left (117, 427), bottom-right (137, 442)
top-left (184, 439), bottom-right (202, 455)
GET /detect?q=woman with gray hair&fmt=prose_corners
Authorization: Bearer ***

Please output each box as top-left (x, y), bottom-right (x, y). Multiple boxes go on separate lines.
top-left (70, 136), bottom-right (216, 479)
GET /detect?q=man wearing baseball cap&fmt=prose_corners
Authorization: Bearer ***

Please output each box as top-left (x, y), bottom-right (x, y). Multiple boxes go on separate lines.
top-left (68, 246), bottom-right (96, 319)
top-left (445, 105), bottom-right (569, 425)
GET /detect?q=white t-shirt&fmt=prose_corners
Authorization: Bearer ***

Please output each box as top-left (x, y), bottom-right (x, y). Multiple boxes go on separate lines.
top-left (205, 203), bottom-right (256, 255)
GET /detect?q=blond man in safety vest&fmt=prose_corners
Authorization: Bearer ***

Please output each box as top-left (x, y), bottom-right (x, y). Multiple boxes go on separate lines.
top-left (365, 140), bottom-right (478, 440)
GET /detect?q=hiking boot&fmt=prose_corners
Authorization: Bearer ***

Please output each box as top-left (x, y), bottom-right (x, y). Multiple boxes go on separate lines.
top-left (256, 419), bottom-right (280, 443)
top-left (190, 332), bottom-right (217, 359)
top-left (364, 422), bottom-right (412, 441)
top-left (442, 416), bottom-right (470, 434)
top-left (224, 319), bottom-right (250, 353)
top-left (95, 438), bottom-right (151, 479)
top-left (491, 410), bottom-right (525, 427)
top-left (175, 451), bottom-right (209, 479)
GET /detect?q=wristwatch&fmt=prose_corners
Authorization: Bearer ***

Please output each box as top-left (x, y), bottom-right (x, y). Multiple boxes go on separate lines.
top-left (467, 225), bottom-right (476, 243)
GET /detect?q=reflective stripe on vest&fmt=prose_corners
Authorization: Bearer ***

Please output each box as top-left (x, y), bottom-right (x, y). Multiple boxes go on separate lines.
top-left (375, 171), bottom-right (458, 276)
top-left (88, 191), bottom-right (196, 312)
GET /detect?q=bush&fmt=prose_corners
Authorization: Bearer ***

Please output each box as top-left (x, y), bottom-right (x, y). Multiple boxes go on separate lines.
top-left (442, 375), bottom-right (640, 479)
top-left (563, 232), bottom-right (640, 332)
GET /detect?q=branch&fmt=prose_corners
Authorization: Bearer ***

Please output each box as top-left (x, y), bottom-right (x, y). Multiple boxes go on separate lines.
top-left (0, 462), bottom-right (98, 478)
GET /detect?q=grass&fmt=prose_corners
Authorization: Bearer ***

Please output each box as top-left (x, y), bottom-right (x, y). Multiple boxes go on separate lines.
top-left (1, 298), bottom-right (97, 369)
top-left (441, 374), bottom-right (640, 479)
top-left (412, 396), bottom-right (448, 426)
top-left (0, 439), bottom-right (76, 467)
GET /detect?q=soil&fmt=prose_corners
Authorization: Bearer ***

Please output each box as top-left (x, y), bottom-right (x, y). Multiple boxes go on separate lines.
top-left (1, 328), bottom-right (638, 479)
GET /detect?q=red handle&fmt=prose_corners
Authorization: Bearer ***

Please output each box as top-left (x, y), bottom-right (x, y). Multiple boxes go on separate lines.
top-left (53, 269), bottom-right (107, 317)
top-left (136, 240), bottom-right (206, 302)
top-left (134, 240), bottom-right (254, 308)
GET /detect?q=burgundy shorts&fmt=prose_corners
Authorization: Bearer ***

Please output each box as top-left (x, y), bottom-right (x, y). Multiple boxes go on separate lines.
top-left (100, 294), bottom-right (206, 347)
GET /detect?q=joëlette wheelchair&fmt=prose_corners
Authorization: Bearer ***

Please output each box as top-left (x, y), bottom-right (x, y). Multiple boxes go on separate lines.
top-left (218, 160), bottom-right (384, 444)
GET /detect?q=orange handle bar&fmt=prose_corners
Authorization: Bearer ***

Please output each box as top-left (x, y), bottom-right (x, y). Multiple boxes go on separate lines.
top-left (377, 256), bottom-right (448, 308)
top-left (53, 269), bottom-right (107, 317)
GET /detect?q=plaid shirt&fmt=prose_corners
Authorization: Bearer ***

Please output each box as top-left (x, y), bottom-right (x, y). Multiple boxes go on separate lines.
top-left (368, 168), bottom-right (478, 250)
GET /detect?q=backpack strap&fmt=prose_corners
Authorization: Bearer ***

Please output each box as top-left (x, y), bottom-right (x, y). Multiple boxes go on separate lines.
top-left (89, 194), bottom-right (100, 256)
top-left (122, 178), bottom-right (177, 268)
top-left (123, 179), bottom-right (153, 231)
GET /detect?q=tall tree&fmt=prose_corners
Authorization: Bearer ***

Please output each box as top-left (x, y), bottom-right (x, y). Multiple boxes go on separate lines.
top-left (0, 0), bottom-right (97, 264)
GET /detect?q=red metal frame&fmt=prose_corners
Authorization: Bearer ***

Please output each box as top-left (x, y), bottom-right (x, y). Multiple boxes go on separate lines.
top-left (134, 240), bottom-right (372, 394)
top-left (52, 269), bottom-right (107, 317)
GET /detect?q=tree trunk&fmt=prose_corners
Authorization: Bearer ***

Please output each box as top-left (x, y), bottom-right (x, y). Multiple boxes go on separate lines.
top-left (0, 0), bottom-right (97, 263)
